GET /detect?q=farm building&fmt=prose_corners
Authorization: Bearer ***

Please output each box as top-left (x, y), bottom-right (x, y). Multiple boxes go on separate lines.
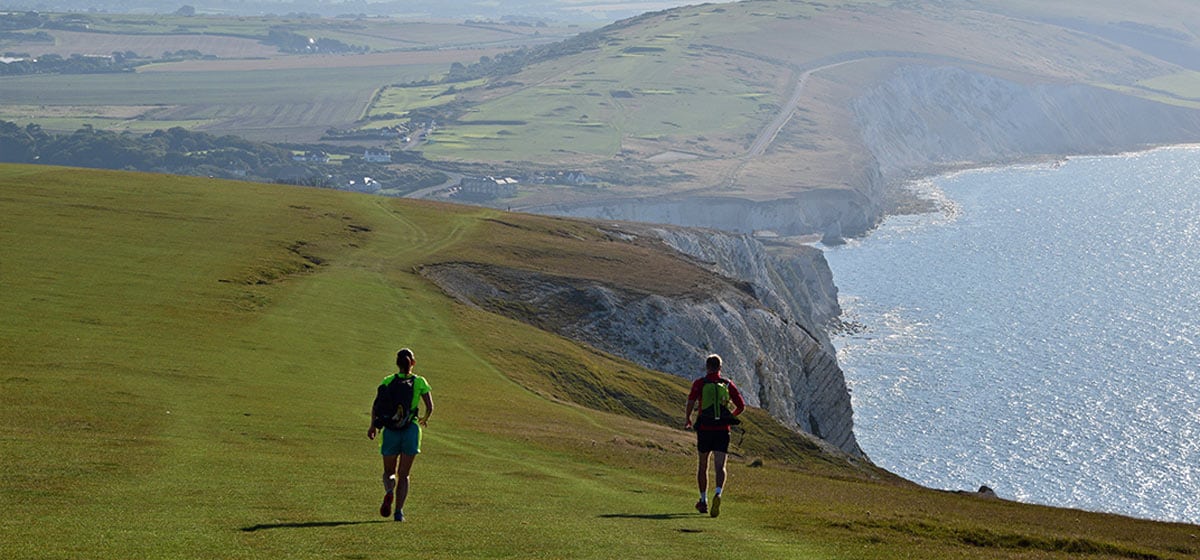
top-left (458, 176), bottom-right (518, 199)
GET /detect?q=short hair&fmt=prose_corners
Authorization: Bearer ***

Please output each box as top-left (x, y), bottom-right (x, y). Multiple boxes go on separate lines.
top-left (705, 353), bottom-right (722, 373)
top-left (396, 348), bottom-right (415, 369)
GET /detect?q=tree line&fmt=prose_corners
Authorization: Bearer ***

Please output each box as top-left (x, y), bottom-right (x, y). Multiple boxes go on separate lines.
top-left (0, 121), bottom-right (296, 176)
top-left (0, 120), bottom-right (446, 194)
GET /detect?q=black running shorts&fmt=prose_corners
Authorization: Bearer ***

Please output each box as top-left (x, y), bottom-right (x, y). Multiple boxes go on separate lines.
top-left (696, 429), bottom-right (730, 454)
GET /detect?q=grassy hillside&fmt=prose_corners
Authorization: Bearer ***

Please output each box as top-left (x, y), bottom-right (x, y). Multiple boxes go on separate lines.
top-left (399, 0), bottom-right (1200, 206)
top-left (2, 165), bottom-right (1198, 558)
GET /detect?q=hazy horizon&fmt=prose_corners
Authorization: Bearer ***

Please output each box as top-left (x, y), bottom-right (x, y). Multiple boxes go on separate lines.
top-left (0, 0), bottom-right (719, 22)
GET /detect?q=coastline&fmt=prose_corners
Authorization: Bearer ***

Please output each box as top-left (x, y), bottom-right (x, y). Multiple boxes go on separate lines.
top-left (872, 142), bottom-right (1200, 225)
top-left (824, 145), bottom-right (1200, 524)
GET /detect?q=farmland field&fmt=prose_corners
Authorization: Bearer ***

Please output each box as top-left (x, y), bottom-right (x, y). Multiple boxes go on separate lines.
top-left (1, 29), bottom-right (278, 58)
top-left (0, 64), bottom-right (444, 140)
top-left (368, 79), bottom-right (487, 118)
top-left (0, 15), bottom-right (579, 142)
top-left (138, 49), bottom-right (505, 73)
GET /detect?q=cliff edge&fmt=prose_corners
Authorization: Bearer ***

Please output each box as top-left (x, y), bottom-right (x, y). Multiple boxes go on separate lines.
top-left (423, 222), bottom-right (864, 457)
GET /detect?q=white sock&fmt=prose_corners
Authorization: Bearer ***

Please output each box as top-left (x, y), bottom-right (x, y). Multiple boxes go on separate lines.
top-left (715, 486), bottom-right (723, 497)
top-left (382, 473), bottom-right (396, 493)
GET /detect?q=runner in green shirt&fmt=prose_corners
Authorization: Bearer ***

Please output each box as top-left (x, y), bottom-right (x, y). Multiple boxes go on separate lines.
top-left (367, 348), bottom-right (433, 522)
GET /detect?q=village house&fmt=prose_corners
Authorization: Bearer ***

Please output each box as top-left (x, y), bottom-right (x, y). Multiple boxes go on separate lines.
top-left (292, 150), bottom-right (330, 163)
top-left (457, 175), bottom-right (518, 199)
top-left (363, 149), bottom-right (392, 163)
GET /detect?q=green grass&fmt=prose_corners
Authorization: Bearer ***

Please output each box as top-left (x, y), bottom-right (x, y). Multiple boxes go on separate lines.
top-left (423, 29), bottom-right (772, 163)
top-left (369, 79), bottom-right (487, 118)
top-left (3, 164), bottom-right (1199, 559)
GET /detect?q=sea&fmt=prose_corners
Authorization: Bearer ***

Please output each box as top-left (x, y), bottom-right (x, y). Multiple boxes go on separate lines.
top-left (823, 146), bottom-right (1200, 524)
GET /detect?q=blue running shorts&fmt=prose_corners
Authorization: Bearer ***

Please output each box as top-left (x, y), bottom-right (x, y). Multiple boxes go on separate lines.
top-left (380, 422), bottom-right (421, 456)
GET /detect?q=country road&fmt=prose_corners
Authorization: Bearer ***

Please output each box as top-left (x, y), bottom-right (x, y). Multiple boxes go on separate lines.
top-left (714, 59), bottom-right (859, 189)
top-left (745, 60), bottom-right (856, 158)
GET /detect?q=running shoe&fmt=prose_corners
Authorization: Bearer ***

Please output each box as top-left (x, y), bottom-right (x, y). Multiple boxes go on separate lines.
top-left (379, 492), bottom-right (394, 518)
top-left (694, 499), bottom-right (708, 514)
top-left (710, 494), bottom-right (721, 518)
top-left (394, 509), bottom-right (405, 522)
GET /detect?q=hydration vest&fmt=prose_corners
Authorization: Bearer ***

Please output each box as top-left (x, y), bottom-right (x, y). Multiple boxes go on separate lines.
top-left (372, 373), bottom-right (417, 430)
top-left (697, 378), bottom-right (739, 426)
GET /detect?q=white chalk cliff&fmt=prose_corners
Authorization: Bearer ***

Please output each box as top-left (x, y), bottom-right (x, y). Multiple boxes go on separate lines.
top-left (423, 223), bottom-right (864, 457)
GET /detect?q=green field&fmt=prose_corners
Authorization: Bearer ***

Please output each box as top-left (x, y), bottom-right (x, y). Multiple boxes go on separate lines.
top-left (4, 13), bottom-right (568, 48)
top-left (422, 34), bottom-right (775, 162)
top-left (3, 164), bottom-right (1198, 559)
top-left (0, 13), bottom-right (576, 142)
top-left (0, 65), bottom-right (443, 139)
top-left (368, 79), bottom-right (488, 119)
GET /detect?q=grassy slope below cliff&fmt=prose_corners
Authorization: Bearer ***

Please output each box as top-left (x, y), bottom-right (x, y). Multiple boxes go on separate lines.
top-left (2, 165), bottom-right (1198, 559)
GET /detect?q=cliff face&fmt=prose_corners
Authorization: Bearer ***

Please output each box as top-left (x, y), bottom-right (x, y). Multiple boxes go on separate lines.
top-left (423, 223), bottom-right (864, 457)
top-left (537, 181), bottom-right (883, 241)
top-left (644, 226), bottom-right (858, 455)
top-left (853, 65), bottom-right (1200, 178)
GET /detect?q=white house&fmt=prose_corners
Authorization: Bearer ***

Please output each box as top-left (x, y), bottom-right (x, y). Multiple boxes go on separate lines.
top-left (363, 149), bottom-right (392, 163)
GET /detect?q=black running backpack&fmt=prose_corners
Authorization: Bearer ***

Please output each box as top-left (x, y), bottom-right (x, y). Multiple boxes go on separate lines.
top-left (372, 374), bottom-right (417, 430)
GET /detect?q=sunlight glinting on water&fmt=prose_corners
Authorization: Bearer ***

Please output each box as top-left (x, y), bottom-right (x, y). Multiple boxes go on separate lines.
top-left (826, 146), bottom-right (1200, 524)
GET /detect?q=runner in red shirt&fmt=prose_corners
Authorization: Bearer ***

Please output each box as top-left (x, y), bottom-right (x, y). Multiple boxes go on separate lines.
top-left (684, 353), bottom-right (745, 517)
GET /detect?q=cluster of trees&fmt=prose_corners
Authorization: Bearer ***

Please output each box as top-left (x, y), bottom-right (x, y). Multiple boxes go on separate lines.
top-left (0, 11), bottom-right (48, 31)
top-left (0, 120), bottom-right (445, 194)
top-left (0, 121), bottom-right (295, 179)
top-left (0, 52), bottom-right (138, 75)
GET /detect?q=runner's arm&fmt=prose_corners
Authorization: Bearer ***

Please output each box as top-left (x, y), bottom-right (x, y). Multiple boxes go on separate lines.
top-left (684, 379), bottom-right (701, 428)
top-left (418, 392), bottom-right (434, 427)
top-left (729, 383), bottom-right (746, 416)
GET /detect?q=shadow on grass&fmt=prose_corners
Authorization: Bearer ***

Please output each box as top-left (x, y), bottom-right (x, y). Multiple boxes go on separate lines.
top-left (599, 512), bottom-right (697, 520)
top-left (240, 520), bottom-right (388, 532)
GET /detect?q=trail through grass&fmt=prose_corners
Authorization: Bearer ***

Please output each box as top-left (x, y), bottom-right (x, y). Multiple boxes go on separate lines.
top-left (3, 165), bottom-right (1198, 559)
